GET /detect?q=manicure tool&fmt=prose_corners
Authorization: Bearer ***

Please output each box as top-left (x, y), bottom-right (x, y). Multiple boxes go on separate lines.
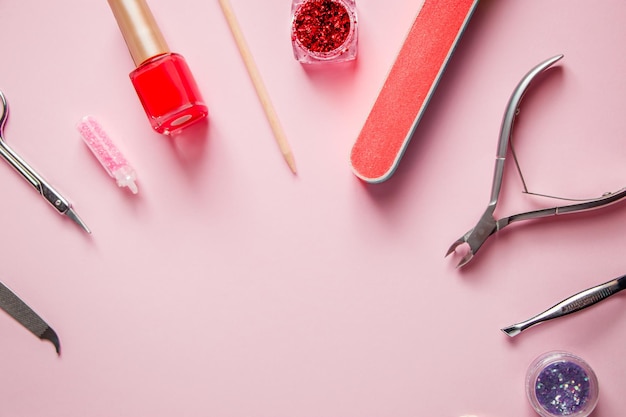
top-left (0, 280), bottom-right (61, 355)
top-left (0, 90), bottom-right (90, 234)
top-left (219, 0), bottom-right (297, 174)
top-left (446, 55), bottom-right (626, 267)
top-left (502, 274), bottom-right (626, 337)
top-left (350, 0), bottom-right (478, 183)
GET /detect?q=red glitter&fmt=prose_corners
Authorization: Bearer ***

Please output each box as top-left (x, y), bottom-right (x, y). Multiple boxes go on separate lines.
top-left (293, 0), bottom-right (352, 54)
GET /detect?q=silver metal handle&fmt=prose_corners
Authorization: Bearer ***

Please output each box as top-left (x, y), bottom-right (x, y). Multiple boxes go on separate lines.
top-left (497, 187), bottom-right (626, 230)
top-left (0, 91), bottom-right (71, 214)
top-left (502, 275), bottom-right (626, 337)
top-left (489, 55), bottom-right (564, 207)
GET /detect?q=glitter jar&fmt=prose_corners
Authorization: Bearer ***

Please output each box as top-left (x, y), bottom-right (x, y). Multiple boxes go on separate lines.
top-left (526, 351), bottom-right (599, 417)
top-left (291, 0), bottom-right (358, 64)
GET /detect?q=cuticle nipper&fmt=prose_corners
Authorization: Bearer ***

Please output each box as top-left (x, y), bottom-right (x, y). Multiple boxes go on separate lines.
top-left (446, 55), bottom-right (626, 268)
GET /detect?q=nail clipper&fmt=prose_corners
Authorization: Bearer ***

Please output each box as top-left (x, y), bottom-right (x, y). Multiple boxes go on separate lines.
top-left (446, 55), bottom-right (626, 268)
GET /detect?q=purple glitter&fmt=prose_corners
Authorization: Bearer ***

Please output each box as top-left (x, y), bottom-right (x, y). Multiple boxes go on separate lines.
top-left (535, 360), bottom-right (591, 416)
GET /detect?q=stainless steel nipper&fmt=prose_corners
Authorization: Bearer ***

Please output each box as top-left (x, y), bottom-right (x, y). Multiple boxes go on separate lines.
top-left (446, 55), bottom-right (626, 267)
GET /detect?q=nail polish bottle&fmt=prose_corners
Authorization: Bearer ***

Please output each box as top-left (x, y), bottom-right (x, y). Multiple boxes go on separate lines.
top-left (291, 0), bottom-right (358, 64)
top-left (107, 0), bottom-right (208, 135)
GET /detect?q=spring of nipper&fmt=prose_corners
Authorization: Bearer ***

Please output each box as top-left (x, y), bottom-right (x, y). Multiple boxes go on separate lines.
top-left (446, 55), bottom-right (626, 268)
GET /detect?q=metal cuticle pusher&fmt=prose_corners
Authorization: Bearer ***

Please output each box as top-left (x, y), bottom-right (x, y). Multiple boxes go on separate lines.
top-left (502, 274), bottom-right (626, 337)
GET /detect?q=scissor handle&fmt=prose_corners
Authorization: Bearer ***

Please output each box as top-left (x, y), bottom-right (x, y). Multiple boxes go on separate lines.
top-left (0, 91), bottom-right (40, 189)
top-left (0, 90), bottom-right (71, 214)
top-left (488, 55), bottom-right (565, 207)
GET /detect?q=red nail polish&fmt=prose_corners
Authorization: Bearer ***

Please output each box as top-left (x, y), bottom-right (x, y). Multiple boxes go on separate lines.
top-left (108, 0), bottom-right (208, 135)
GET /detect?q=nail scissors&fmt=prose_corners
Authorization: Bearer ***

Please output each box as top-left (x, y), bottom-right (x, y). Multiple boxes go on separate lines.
top-left (446, 55), bottom-right (626, 267)
top-left (0, 90), bottom-right (90, 233)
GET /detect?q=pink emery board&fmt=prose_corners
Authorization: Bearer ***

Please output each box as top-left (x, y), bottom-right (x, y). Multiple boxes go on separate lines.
top-left (350, 0), bottom-right (478, 183)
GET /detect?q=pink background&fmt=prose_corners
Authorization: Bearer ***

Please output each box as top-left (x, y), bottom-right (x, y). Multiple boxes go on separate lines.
top-left (1, 0), bottom-right (625, 416)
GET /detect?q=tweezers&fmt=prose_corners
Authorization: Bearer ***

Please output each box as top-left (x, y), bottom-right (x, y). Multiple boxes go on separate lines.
top-left (0, 90), bottom-right (90, 233)
top-left (446, 55), bottom-right (626, 267)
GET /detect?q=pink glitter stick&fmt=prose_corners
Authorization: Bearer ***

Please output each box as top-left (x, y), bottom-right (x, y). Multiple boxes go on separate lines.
top-left (77, 116), bottom-right (138, 194)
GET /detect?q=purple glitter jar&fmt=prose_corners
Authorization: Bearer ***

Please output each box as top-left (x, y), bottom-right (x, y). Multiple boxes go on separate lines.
top-left (526, 351), bottom-right (599, 417)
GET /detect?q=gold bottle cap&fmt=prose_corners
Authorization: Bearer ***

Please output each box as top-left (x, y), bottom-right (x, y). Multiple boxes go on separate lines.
top-left (107, 0), bottom-right (170, 67)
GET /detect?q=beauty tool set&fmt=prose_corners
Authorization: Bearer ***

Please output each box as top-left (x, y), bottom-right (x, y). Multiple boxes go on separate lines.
top-left (1, 1), bottom-right (624, 416)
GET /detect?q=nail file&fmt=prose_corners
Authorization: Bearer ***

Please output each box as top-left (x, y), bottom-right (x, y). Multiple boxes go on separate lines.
top-left (350, 0), bottom-right (478, 183)
top-left (0, 281), bottom-right (61, 355)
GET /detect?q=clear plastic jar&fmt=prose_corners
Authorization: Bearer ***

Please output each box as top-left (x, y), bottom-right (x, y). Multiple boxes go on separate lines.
top-left (291, 0), bottom-right (358, 64)
top-left (526, 351), bottom-right (599, 417)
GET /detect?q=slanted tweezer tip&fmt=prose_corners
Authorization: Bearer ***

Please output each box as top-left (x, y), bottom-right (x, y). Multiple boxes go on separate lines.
top-left (66, 207), bottom-right (91, 234)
